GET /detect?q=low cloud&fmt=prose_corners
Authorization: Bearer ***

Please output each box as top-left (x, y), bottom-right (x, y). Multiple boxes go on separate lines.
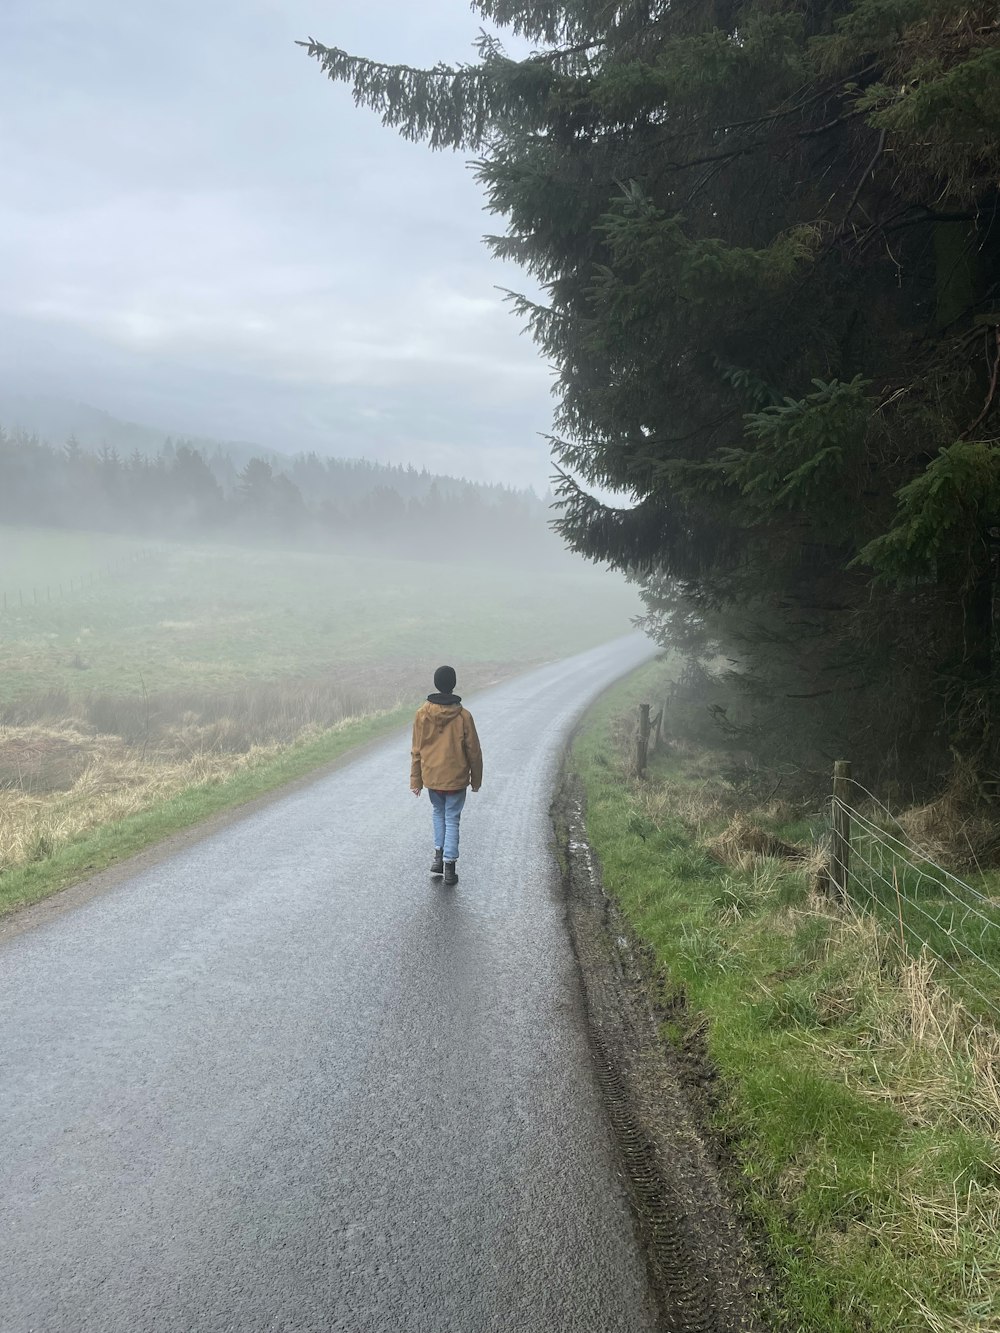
top-left (0, 0), bottom-right (555, 489)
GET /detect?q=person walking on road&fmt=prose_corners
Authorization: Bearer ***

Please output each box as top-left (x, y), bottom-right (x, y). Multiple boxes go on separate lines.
top-left (410, 665), bottom-right (483, 885)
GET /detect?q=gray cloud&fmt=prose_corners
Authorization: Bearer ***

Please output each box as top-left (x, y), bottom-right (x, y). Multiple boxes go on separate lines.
top-left (0, 1), bottom-right (555, 489)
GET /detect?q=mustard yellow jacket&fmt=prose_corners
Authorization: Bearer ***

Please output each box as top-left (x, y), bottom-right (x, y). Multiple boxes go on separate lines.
top-left (410, 700), bottom-right (483, 792)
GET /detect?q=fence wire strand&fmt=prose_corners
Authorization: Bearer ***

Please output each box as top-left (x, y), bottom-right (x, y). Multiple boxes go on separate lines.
top-left (832, 780), bottom-right (1000, 1024)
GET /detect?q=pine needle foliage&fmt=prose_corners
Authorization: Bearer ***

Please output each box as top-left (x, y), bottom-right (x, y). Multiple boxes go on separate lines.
top-left (301, 1), bottom-right (1000, 785)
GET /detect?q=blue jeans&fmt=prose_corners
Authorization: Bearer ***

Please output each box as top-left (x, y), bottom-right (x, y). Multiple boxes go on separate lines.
top-left (429, 789), bottom-right (467, 862)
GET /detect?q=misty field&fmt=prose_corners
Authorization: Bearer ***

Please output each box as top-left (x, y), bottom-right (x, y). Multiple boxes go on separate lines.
top-left (0, 525), bottom-right (636, 700)
top-left (0, 524), bottom-right (638, 901)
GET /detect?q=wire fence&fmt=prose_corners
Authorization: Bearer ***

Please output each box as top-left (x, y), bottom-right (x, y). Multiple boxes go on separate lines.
top-left (0, 548), bottom-right (158, 615)
top-left (831, 774), bottom-right (1000, 1025)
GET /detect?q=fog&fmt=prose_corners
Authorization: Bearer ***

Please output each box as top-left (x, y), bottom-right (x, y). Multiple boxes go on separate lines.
top-left (0, 412), bottom-right (575, 565)
top-left (0, 423), bottom-right (637, 880)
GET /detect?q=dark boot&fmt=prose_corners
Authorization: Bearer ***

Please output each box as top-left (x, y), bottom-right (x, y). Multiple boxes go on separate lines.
top-left (431, 848), bottom-right (443, 875)
top-left (443, 861), bottom-right (458, 886)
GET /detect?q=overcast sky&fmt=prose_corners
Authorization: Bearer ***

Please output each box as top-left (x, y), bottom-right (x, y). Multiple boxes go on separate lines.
top-left (0, 1), bottom-right (558, 489)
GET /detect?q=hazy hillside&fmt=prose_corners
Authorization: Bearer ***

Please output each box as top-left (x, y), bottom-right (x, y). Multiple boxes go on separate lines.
top-left (0, 392), bottom-right (544, 502)
top-left (0, 401), bottom-right (561, 561)
top-left (0, 392), bottom-right (262, 466)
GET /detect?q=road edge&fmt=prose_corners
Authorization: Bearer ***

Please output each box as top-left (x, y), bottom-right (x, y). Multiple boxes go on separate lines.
top-left (552, 744), bottom-right (766, 1332)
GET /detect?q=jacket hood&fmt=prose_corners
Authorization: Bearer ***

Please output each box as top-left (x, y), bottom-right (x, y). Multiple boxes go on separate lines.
top-left (423, 697), bottom-right (463, 733)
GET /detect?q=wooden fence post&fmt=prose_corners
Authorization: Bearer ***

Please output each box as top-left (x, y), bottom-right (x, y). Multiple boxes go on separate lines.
top-left (635, 703), bottom-right (651, 777)
top-left (831, 759), bottom-right (852, 902)
top-left (651, 705), bottom-right (664, 752)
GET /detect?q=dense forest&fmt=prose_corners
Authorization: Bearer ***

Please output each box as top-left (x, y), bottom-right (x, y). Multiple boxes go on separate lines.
top-left (304, 0), bottom-right (1000, 789)
top-left (0, 425), bottom-right (560, 562)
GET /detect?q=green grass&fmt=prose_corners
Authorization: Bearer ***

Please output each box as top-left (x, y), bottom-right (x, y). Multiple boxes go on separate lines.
top-left (0, 526), bottom-right (151, 596)
top-left (0, 525), bottom-right (640, 702)
top-left (571, 661), bottom-right (1000, 1333)
top-left (0, 705), bottom-right (408, 915)
top-left (840, 830), bottom-right (1000, 1025)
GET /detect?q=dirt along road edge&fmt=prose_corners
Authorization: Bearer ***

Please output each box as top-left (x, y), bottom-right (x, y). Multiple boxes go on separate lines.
top-left (553, 765), bottom-right (766, 1333)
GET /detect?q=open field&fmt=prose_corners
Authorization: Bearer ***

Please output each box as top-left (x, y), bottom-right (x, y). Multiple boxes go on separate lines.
top-left (571, 661), bottom-right (1000, 1332)
top-left (0, 527), bottom-right (152, 604)
top-left (0, 525), bottom-right (638, 703)
top-left (0, 524), bottom-right (639, 907)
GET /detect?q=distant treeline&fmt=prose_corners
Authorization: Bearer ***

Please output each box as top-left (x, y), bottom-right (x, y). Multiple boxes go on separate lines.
top-left (0, 427), bottom-right (561, 560)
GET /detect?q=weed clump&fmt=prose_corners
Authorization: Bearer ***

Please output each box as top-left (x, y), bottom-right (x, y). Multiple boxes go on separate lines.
top-left (707, 812), bottom-right (807, 867)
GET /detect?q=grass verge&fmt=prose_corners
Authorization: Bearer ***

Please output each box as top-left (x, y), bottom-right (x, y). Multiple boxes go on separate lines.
top-left (570, 660), bottom-right (1000, 1333)
top-left (0, 705), bottom-right (407, 916)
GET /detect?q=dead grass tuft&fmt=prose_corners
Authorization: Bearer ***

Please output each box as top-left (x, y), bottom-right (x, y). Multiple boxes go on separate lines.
top-left (707, 812), bottom-right (808, 866)
top-left (0, 726), bottom-right (91, 793)
top-left (630, 774), bottom-right (736, 833)
top-left (867, 1177), bottom-right (1000, 1331)
top-left (897, 761), bottom-right (1000, 871)
top-left (892, 954), bottom-right (966, 1051)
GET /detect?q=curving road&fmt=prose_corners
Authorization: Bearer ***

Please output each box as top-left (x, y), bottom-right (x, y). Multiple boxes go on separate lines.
top-left (1, 635), bottom-right (660, 1333)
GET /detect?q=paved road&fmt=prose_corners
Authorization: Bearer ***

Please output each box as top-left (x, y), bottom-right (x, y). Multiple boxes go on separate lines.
top-left (1, 636), bottom-right (660, 1333)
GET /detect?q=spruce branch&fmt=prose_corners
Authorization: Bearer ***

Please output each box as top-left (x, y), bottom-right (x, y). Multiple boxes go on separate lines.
top-left (960, 328), bottom-right (1000, 441)
top-left (297, 38), bottom-right (567, 149)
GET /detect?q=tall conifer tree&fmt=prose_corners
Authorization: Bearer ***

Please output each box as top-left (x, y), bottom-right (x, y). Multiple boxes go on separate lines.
top-left (302, 1), bottom-right (1000, 780)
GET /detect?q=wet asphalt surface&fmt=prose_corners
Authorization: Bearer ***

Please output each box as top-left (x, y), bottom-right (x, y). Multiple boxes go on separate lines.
top-left (1, 636), bottom-right (660, 1333)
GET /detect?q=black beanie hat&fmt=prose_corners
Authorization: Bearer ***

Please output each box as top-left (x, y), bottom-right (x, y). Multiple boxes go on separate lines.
top-left (434, 664), bottom-right (457, 694)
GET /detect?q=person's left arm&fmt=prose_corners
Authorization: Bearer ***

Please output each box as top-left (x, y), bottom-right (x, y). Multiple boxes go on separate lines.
top-left (464, 711), bottom-right (483, 791)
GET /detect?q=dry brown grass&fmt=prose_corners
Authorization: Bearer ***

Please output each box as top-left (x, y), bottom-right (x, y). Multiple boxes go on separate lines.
top-left (706, 812), bottom-right (807, 866)
top-left (755, 903), bottom-right (1000, 1318)
top-left (0, 679), bottom-right (408, 875)
top-left (631, 773), bottom-right (737, 831)
top-left (866, 1174), bottom-right (1000, 1333)
top-left (789, 905), bottom-right (1000, 1141)
top-left (895, 761), bottom-right (1000, 872)
top-left (0, 727), bottom-right (283, 872)
top-left (94, 679), bottom-right (386, 748)
top-left (868, 955), bottom-right (1000, 1139)
top-left (0, 706), bottom-right (402, 875)
top-left (0, 726), bottom-right (90, 792)
top-left (698, 800), bottom-right (1000, 1148)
